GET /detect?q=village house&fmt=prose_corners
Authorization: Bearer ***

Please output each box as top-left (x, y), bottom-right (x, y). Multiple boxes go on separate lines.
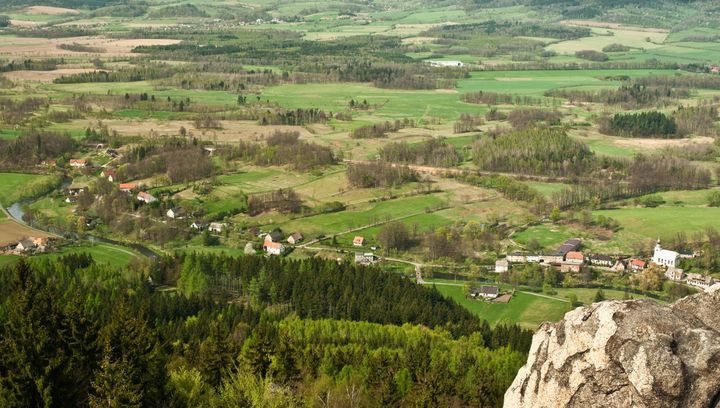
top-left (355, 252), bottom-right (377, 265)
top-left (589, 254), bottom-right (614, 267)
top-left (287, 232), bottom-right (303, 245)
top-left (264, 241), bottom-right (285, 256)
top-left (119, 183), bottom-right (137, 193)
top-left (166, 207), bottom-right (185, 219)
top-left (353, 236), bottom-right (366, 247)
top-left (630, 259), bottom-right (646, 272)
top-left (559, 262), bottom-right (582, 273)
top-left (191, 220), bottom-right (208, 230)
top-left (209, 222), bottom-right (226, 233)
top-left (556, 238), bottom-right (582, 255)
top-left (101, 169), bottom-right (117, 182)
top-left (564, 251), bottom-right (584, 265)
top-left (712, 66), bottom-right (720, 74)
top-left (686, 273), bottom-right (716, 289)
top-left (526, 254), bottom-right (541, 263)
top-left (470, 285), bottom-right (499, 300)
top-left (507, 252), bottom-right (526, 263)
top-left (264, 230), bottom-right (284, 243)
top-left (41, 159), bottom-right (57, 167)
top-left (495, 258), bottom-right (509, 273)
top-left (65, 196), bottom-right (78, 204)
top-left (69, 159), bottom-right (88, 168)
top-left (541, 252), bottom-right (565, 264)
top-left (67, 184), bottom-right (87, 196)
top-left (613, 260), bottom-right (628, 272)
top-left (652, 240), bottom-right (678, 268)
top-left (15, 239), bottom-right (37, 253)
top-left (665, 266), bottom-right (685, 281)
top-left (137, 192), bottom-right (157, 204)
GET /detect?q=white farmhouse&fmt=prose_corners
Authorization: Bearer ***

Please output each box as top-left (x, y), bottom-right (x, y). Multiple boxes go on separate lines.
top-left (652, 240), bottom-right (678, 268)
top-left (495, 259), bottom-right (509, 273)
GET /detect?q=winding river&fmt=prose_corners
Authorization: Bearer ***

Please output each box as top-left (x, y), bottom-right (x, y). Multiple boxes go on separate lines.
top-left (6, 201), bottom-right (159, 259)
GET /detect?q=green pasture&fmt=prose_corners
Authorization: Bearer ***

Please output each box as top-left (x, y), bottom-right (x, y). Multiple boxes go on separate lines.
top-left (594, 206), bottom-right (720, 241)
top-left (263, 193), bottom-right (447, 238)
top-left (261, 82), bottom-right (485, 121)
top-left (525, 182), bottom-right (567, 198)
top-left (457, 69), bottom-right (677, 97)
top-left (512, 224), bottom-right (577, 250)
top-left (547, 26), bottom-right (667, 54)
top-left (36, 243), bottom-right (143, 266)
top-left (46, 82), bottom-right (238, 107)
top-left (427, 279), bottom-right (660, 329)
top-left (0, 173), bottom-right (48, 206)
top-left (656, 188), bottom-right (720, 206)
top-left (429, 282), bottom-right (570, 329)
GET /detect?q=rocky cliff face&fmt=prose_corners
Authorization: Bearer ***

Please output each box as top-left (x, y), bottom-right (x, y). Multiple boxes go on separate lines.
top-left (504, 285), bottom-right (720, 408)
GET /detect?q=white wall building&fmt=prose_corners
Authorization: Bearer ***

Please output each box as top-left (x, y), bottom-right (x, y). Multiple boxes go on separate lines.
top-left (652, 240), bottom-right (678, 268)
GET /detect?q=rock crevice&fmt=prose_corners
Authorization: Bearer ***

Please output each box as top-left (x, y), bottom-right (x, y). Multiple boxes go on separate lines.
top-left (504, 285), bottom-right (720, 408)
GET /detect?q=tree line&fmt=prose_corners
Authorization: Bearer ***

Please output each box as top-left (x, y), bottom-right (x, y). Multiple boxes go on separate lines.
top-left (219, 131), bottom-right (337, 170)
top-left (545, 84), bottom-right (691, 108)
top-left (0, 130), bottom-right (75, 170)
top-left (247, 188), bottom-right (303, 216)
top-left (461, 90), bottom-right (546, 106)
top-left (346, 162), bottom-right (419, 188)
top-left (379, 138), bottom-right (462, 167)
top-left (600, 111), bottom-right (678, 138)
top-left (472, 128), bottom-right (594, 176)
top-left (350, 119), bottom-right (415, 139)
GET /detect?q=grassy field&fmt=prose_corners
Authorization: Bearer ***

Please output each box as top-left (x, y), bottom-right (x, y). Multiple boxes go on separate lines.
top-left (262, 193), bottom-right (448, 238)
top-left (525, 182), bottom-right (568, 198)
top-left (0, 173), bottom-right (47, 206)
top-left (427, 279), bottom-right (659, 329)
top-left (594, 206), bottom-right (720, 241)
top-left (547, 26), bottom-right (668, 54)
top-left (429, 282), bottom-right (571, 329)
top-left (36, 243), bottom-right (143, 266)
top-left (513, 224), bottom-right (577, 249)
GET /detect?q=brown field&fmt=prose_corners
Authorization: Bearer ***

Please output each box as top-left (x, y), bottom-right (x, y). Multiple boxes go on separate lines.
top-left (2, 68), bottom-right (101, 83)
top-left (0, 36), bottom-right (182, 58)
top-left (24, 6), bottom-right (80, 15)
top-left (0, 219), bottom-right (52, 247)
top-left (560, 19), bottom-right (669, 33)
top-left (8, 19), bottom-right (43, 27)
top-left (612, 135), bottom-right (714, 149)
top-left (401, 36), bottom-right (437, 45)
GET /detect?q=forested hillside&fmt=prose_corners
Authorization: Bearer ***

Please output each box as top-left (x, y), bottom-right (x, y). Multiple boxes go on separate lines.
top-left (0, 254), bottom-right (532, 407)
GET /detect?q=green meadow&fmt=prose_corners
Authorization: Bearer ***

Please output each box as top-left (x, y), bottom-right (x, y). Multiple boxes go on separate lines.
top-left (0, 173), bottom-right (48, 206)
top-left (594, 206), bottom-right (720, 241)
top-left (35, 243), bottom-right (143, 266)
top-left (429, 282), bottom-right (570, 329)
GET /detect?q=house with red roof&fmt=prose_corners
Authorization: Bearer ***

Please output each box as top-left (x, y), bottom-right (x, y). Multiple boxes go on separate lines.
top-left (630, 259), bottom-right (646, 272)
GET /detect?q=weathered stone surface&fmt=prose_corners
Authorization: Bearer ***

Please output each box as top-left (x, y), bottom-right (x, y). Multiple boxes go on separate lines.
top-left (504, 285), bottom-right (720, 408)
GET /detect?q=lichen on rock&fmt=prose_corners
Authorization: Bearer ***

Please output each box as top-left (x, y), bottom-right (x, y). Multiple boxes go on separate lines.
top-left (504, 285), bottom-right (720, 408)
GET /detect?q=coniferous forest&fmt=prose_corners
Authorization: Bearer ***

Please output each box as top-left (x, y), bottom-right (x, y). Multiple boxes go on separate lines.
top-left (0, 254), bottom-right (532, 407)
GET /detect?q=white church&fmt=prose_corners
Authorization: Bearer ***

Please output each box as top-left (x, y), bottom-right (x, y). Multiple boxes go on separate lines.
top-left (652, 240), bottom-right (678, 268)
